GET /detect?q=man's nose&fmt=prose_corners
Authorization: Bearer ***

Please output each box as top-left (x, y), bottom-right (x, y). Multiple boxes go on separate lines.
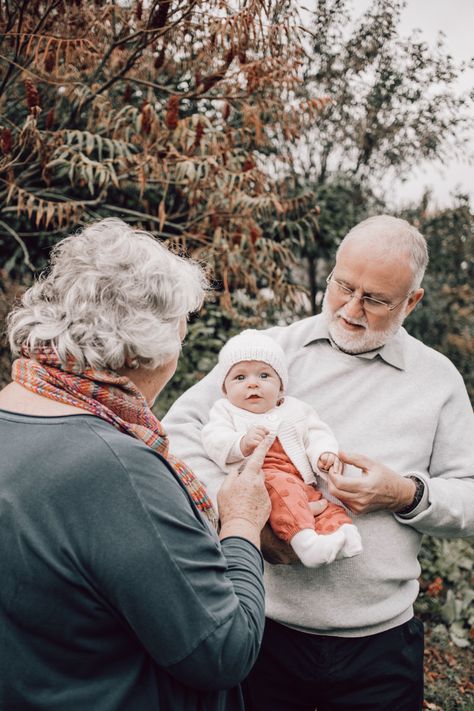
top-left (343, 293), bottom-right (365, 318)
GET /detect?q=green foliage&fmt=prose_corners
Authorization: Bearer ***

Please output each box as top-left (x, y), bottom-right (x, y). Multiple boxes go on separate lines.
top-left (417, 536), bottom-right (474, 649)
top-left (154, 301), bottom-right (239, 419)
top-left (401, 195), bottom-right (474, 402)
top-left (0, 270), bottom-right (26, 388)
top-left (313, 176), bottom-right (381, 254)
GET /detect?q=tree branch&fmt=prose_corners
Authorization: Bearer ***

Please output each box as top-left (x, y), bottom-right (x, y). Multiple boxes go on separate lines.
top-left (0, 218), bottom-right (34, 270)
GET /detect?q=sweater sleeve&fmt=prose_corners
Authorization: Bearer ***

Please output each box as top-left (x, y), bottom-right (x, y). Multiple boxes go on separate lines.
top-left (166, 537), bottom-right (265, 689)
top-left (82, 439), bottom-right (265, 691)
top-left (394, 367), bottom-right (474, 537)
top-left (201, 400), bottom-right (245, 470)
top-left (302, 404), bottom-right (340, 478)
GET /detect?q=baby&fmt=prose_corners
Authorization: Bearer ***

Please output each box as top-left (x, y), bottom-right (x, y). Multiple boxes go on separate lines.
top-left (201, 330), bottom-right (362, 567)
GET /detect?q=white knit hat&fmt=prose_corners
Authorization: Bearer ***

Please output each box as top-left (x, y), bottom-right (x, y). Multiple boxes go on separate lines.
top-left (217, 330), bottom-right (288, 392)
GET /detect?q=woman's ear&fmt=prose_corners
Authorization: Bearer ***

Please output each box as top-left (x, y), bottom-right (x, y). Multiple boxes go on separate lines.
top-left (125, 357), bottom-right (140, 370)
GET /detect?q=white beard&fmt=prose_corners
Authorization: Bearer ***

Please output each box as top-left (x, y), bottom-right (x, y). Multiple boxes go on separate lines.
top-left (321, 291), bottom-right (405, 354)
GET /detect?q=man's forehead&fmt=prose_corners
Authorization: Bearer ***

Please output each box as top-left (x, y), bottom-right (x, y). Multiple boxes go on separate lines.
top-left (338, 230), bottom-right (410, 265)
top-left (341, 225), bottom-right (396, 249)
top-left (336, 236), bottom-right (413, 292)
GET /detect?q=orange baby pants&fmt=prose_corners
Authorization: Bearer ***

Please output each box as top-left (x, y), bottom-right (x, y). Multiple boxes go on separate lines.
top-left (263, 438), bottom-right (353, 542)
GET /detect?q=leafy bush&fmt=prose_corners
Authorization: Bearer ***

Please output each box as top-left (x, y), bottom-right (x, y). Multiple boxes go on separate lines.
top-left (417, 536), bottom-right (474, 649)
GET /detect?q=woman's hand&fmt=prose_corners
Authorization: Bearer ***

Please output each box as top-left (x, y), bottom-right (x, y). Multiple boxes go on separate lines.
top-left (218, 436), bottom-right (273, 548)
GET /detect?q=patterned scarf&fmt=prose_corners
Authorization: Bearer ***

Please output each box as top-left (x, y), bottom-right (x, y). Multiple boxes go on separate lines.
top-left (12, 348), bottom-right (218, 529)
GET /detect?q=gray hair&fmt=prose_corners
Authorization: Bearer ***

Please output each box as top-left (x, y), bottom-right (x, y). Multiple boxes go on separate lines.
top-left (338, 215), bottom-right (429, 290)
top-left (8, 218), bottom-right (208, 370)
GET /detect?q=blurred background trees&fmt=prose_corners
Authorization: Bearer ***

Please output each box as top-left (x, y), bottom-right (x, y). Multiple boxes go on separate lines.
top-left (288, 0), bottom-right (473, 310)
top-left (0, 0), bottom-right (322, 313)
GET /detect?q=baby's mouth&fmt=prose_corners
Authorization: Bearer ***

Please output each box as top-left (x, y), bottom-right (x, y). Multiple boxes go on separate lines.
top-left (246, 394), bottom-right (261, 400)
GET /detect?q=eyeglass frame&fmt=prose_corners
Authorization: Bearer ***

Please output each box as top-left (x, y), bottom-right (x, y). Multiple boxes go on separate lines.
top-left (325, 269), bottom-right (413, 314)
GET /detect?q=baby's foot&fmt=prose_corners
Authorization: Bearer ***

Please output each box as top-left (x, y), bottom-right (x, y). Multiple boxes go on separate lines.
top-left (290, 528), bottom-right (346, 568)
top-left (336, 523), bottom-right (363, 559)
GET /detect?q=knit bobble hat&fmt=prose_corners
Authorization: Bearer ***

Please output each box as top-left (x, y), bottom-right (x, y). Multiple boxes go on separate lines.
top-left (217, 330), bottom-right (288, 392)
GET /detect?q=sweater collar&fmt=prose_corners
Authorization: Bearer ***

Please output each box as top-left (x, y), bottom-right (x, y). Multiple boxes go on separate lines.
top-left (302, 317), bottom-right (406, 371)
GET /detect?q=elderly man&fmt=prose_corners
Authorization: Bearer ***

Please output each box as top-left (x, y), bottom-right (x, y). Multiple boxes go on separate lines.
top-left (163, 215), bottom-right (474, 711)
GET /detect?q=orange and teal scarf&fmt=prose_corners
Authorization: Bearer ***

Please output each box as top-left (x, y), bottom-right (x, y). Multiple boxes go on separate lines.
top-left (12, 348), bottom-right (218, 529)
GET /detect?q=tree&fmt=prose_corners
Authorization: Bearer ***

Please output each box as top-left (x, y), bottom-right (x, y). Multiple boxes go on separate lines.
top-left (289, 0), bottom-right (473, 310)
top-left (0, 0), bottom-right (326, 316)
top-left (302, 0), bottom-right (472, 183)
top-left (401, 194), bottom-right (474, 402)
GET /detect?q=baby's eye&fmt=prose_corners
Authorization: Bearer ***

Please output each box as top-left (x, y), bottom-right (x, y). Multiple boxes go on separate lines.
top-left (260, 372), bottom-right (269, 379)
top-left (235, 374), bottom-right (245, 381)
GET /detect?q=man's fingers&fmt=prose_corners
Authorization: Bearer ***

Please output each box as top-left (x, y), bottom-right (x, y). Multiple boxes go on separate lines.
top-left (242, 434), bottom-right (274, 474)
top-left (327, 470), bottom-right (366, 493)
top-left (338, 450), bottom-right (373, 471)
top-left (330, 457), bottom-right (343, 476)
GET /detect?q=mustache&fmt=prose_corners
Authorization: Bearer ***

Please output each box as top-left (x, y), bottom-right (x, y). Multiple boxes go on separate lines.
top-left (336, 307), bottom-right (367, 328)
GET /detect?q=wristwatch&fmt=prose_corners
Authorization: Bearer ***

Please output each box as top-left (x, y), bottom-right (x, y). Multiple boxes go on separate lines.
top-left (397, 475), bottom-right (425, 515)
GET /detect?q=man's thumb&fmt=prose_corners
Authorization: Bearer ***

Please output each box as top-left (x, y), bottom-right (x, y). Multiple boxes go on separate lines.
top-left (338, 450), bottom-right (373, 472)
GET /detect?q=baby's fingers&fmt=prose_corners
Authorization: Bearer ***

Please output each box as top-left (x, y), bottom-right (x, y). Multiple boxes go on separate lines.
top-left (330, 456), bottom-right (343, 476)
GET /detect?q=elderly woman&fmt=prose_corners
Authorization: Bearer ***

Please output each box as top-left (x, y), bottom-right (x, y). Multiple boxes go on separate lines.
top-left (0, 218), bottom-right (271, 710)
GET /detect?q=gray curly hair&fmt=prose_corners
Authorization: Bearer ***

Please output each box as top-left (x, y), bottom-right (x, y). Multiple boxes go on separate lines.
top-left (8, 218), bottom-right (208, 371)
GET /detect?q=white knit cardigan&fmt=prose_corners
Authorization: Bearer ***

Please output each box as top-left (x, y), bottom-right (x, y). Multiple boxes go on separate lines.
top-left (201, 395), bottom-right (338, 484)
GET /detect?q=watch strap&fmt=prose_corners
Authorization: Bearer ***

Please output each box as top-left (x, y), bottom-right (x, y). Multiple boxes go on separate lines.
top-left (397, 475), bottom-right (426, 515)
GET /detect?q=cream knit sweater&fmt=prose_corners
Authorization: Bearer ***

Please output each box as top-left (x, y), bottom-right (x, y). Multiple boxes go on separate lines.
top-left (201, 396), bottom-right (338, 483)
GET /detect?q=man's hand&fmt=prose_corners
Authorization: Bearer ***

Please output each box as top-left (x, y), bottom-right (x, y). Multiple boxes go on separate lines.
top-left (327, 451), bottom-right (416, 515)
top-left (260, 499), bottom-right (329, 564)
top-left (240, 425), bottom-right (270, 457)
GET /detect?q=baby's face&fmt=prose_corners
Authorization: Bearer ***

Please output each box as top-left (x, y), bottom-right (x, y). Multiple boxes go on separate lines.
top-left (223, 360), bottom-right (282, 414)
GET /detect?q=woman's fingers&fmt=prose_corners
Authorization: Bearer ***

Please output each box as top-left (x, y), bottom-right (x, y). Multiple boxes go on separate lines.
top-left (218, 434), bottom-right (273, 533)
top-left (241, 434), bottom-right (274, 476)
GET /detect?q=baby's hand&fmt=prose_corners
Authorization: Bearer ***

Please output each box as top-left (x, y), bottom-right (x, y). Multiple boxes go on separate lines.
top-left (240, 426), bottom-right (270, 457)
top-left (318, 451), bottom-right (343, 475)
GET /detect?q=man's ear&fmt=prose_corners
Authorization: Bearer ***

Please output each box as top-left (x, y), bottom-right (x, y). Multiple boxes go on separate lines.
top-left (405, 288), bottom-right (424, 317)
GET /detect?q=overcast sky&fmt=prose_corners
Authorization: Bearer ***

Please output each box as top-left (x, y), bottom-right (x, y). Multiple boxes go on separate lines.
top-left (357, 0), bottom-right (474, 209)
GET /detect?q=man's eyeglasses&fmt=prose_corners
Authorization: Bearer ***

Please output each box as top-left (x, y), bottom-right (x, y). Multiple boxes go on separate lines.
top-left (325, 270), bottom-right (412, 315)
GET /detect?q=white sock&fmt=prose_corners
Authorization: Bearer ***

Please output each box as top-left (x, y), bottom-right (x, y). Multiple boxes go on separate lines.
top-left (336, 524), bottom-right (363, 559)
top-left (290, 528), bottom-right (346, 568)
